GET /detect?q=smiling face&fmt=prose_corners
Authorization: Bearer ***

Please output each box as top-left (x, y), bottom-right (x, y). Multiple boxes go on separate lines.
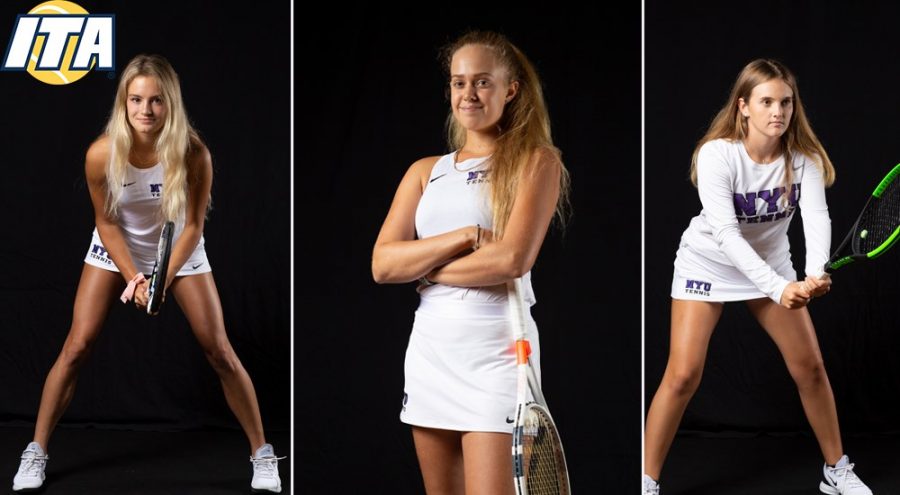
top-left (738, 78), bottom-right (794, 140)
top-left (449, 44), bottom-right (518, 134)
top-left (126, 75), bottom-right (167, 136)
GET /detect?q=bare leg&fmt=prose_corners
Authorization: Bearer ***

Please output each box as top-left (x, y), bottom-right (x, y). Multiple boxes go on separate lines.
top-left (33, 265), bottom-right (122, 450)
top-left (462, 432), bottom-right (514, 495)
top-left (644, 299), bottom-right (723, 479)
top-left (169, 273), bottom-right (266, 454)
top-left (411, 427), bottom-right (464, 495)
top-left (746, 299), bottom-right (843, 464)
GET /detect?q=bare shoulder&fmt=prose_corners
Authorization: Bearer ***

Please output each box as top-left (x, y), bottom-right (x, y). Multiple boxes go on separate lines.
top-left (409, 155), bottom-right (443, 175)
top-left (187, 137), bottom-right (213, 179)
top-left (188, 137), bottom-right (212, 167)
top-left (526, 145), bottom-right (563, 176)
top-left (408, 155), bottom-right (443, 188)
top-left (84, 135), bottom-right (110, 180)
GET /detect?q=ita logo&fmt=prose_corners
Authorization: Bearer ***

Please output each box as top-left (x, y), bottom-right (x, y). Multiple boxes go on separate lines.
top-left (1, 1), bottom-right (114, 85)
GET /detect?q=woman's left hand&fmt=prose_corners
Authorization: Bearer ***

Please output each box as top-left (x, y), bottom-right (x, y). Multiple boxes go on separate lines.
top-left (802, 275), bottom-right (831, 299)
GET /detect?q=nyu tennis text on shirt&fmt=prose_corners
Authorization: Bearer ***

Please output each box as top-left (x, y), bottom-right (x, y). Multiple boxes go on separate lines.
top-left (733, 184), bottom-right (800, 224)
top-left (466, 170), bottom-right (489, 185)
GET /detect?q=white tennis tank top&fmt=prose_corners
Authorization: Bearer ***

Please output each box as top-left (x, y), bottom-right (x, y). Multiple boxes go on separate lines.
top-left (92, 162), bottom-right (205, 265)
top-left (414, 152), bottom-right (536, 305)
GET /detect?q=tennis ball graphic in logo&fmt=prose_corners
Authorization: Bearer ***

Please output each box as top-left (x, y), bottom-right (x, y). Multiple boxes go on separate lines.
top-left (26, 1), bottom-right (92, 85)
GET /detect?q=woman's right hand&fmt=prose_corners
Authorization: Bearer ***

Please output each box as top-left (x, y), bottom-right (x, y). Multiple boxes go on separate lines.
top-left (802, 275), bottom-right (831, 298)
top-left (780, 281), bottom-right (812, 309)
top-left (133, 282), bottom-right (149, 311)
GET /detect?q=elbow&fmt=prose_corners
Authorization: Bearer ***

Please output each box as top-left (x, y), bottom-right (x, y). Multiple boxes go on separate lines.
top-left (371, 245), bottom-right (412, 284)
top-left (371, 257), bottom-right (393, 284)
top-left (502, 250), bottom-right (533, 279)
top-left (372, 266), bottom-right (388, 284)
top-left (712, 225), bottom-right (739, 247)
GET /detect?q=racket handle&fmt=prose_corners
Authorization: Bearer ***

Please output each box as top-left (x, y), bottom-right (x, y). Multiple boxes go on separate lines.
top-left (506, 278), bottom-right (528, 341)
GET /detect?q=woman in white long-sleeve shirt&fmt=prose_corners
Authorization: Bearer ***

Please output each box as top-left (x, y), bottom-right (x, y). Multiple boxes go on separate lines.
top-left (642, 59), bottom-right (873, 495)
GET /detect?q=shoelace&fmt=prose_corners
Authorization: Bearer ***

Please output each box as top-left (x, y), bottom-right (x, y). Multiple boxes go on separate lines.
top-left (250, 455), bottom-right (286, 478)
top-left (828, 462), bottom-right (866, 488)
top-left (19, 453), bottom-right (48, 477)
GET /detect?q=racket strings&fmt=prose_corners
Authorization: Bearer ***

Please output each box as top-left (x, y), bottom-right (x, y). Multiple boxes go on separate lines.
top-left (857, 178), bottom-right (900, 253)
top-left (521, 408), bottom-right (569, 495)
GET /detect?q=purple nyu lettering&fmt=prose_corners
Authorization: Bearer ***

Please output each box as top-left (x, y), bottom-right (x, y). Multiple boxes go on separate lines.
top-left (757, 187), bottom-right (784, 213)
top-left (733, 183), bottom-right (801, 217)
top-left (733, 192), bottom-right (757, 217)
top-left (789, 183), bottom-right (800, 206)
top-left (685, 279), bottom-right (712, 291)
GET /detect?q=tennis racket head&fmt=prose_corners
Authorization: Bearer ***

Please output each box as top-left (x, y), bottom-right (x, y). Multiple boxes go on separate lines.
top-left (147, 221), bottom-right (174, 315)
top-left (512, 402), bottom-right (571, 495)
top-left (827, 163), bottom-right (900, 272)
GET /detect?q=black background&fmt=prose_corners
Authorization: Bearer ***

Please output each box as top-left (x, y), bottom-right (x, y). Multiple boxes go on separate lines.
top-left (297, 4), bottom-right (641, 493)
top-left (0, 0), bottom-right (290, 434)
top-left (645, 0), bottom-right (900, 438)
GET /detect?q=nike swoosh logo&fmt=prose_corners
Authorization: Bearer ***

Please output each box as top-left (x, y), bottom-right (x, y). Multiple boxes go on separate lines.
top-left (191, 262), bottom-right (204, 270)
top-left (506, 416), bottom-right (514, 424)
top-left (123, 182), bottom-right (136, 187)
top-left (429, 173), bottom-right (448, 183)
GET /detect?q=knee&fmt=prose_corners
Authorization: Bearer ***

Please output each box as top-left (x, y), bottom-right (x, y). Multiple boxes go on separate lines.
top-left (60, 338), bottom-right (94, 369)
top-left (204, 345), bottom-right (238, 375)
top-left (789, 358), bottom-right (827, 390)
top-left (663, 366), bottom-right (704, 397)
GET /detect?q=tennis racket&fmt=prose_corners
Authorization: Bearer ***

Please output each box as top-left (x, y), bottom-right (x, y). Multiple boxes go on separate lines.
top-left (147, 221), bottom-right (174, 315)
top-left (507, 277), bottom-right (570, 495)
top-left (824, 163), bottom-right (900, 274)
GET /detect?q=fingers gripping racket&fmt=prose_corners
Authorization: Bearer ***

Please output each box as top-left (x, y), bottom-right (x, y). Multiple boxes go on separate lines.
top-left (147, 221), bottom-right (174, 315)
top-left (507, 278), bottom-right (570, 495)
top-left (825, 163), bottom-right (900, 274)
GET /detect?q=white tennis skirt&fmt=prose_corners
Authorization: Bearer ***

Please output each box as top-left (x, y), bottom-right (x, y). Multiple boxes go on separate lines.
top-left (400, 296), bottom-right (541, 433)
top-left (83, 228), bottom-right (212, 276)
top-left (670, 258), bottom-right (796, 302)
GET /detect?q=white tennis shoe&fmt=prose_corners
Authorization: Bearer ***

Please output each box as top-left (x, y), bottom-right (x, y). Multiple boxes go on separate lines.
top-left (643, 473), bottom-right (660, 495)
top-left (12, 442), bottom-right (47, 492)
top-left (819, 455), bottom-right (873, 495)
top-left (250, 443), bottom-right (284, 493)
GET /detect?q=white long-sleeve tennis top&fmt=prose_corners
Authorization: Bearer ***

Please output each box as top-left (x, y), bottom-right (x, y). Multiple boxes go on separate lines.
top-left (673, 139), bottom-right (831, 304)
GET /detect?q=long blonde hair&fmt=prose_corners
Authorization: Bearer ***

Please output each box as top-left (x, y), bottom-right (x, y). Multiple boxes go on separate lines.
top-left (441, 31), bottom-right (571, 239)
top-left (105, 54), bottom-right (197, 222)
top-left (690, 59), bottom-right (834, 192)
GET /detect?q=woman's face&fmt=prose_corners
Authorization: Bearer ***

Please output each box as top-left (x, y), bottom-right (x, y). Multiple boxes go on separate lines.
top-left (126, 75), bottom-right (167, 135)
top-left (739, 78), bottom-right (793, 140)
top-left (449, 44), bottom-right (518, 134)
